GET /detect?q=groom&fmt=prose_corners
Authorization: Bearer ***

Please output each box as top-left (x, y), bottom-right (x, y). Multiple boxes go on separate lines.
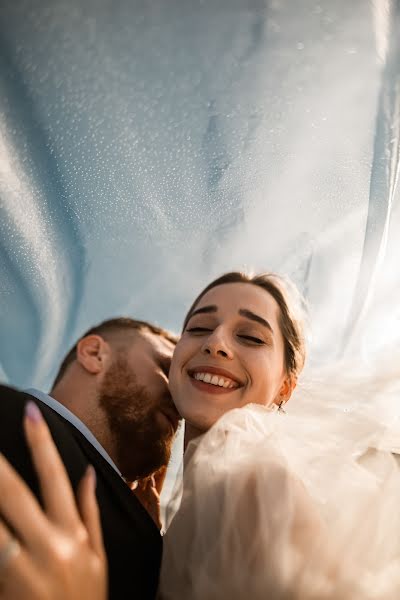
top-left (0, 317), bottom-right (181, 600)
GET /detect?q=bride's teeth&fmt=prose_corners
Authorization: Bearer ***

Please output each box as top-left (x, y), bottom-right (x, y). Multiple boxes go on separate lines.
top-left (192, 371), bottom-right (239, 388)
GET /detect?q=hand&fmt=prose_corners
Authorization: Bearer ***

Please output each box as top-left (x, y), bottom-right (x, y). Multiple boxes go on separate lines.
top-left (131, 466), bottom-right (167, 530)
top-left (0, 402), bottom-right (107, 599)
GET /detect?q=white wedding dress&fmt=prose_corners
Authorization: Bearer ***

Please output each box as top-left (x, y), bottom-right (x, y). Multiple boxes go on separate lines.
top-left (160, 361), bottom-right (400, 599)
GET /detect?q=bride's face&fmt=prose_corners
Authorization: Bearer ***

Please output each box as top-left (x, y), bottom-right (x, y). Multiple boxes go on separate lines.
top-left (169, 282), bottom-right (291, 431)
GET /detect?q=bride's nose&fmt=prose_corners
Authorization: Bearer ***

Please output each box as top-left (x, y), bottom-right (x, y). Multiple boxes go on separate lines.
top-left (201, 329), bottom-right (233, 359)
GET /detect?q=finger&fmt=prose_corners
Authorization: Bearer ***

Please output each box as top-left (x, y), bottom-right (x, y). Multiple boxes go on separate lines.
top-left (0, 453), bottom-right (52, 552)
top-left (133, 480), bottom-right (162, 529)
top-left (135, 477), bottom-right (160, 501)
top-left (23, 402), bottom-right (81, 529)
top-left (149, 475), bottom-right (160, 501)
top-left (76, 467), bottom-right (105, 558)
top-left (135, 477), bottom-right (150, 492)
top-left (0, 519), bottom-right (20, 573)
top-left (149, 477), bottom-right (161, 502)
top-left (0, 519), bottom-right (42, 600)
top-left (153, 466), bottom-right (167, 494)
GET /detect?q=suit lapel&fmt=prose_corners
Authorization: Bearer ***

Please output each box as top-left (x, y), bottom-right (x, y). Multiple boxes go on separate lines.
top-left (64, 418), bottom-right (159, 528)
top-left (34, 399), bottom-right (160, 538)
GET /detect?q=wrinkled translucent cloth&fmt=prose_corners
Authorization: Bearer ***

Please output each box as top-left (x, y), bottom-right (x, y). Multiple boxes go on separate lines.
top-left (160, 364), bottom-right (400, 599)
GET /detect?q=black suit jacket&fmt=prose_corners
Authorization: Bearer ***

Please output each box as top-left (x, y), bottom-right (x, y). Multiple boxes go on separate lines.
top-left (0, 385), bottom-right (162, 600)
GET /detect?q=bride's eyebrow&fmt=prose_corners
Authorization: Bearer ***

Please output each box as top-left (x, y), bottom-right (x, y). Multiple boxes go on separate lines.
top-left (239, 309), bottom-right (274, 334)
top-left (188, 305), bottom-right (218, 320)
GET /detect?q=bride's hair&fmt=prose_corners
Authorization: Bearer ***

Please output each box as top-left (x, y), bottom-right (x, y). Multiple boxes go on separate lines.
top-left (183, 271), bottom-right (306, 381)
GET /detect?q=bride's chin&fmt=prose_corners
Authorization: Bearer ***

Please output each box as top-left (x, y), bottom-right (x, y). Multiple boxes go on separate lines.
top-left (183, 407), bottom-right (226, 433)
top-left (173, 394), bottom-right (234, 432)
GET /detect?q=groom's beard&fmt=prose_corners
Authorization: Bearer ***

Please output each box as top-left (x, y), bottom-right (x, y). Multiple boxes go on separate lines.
top-left (99, 356), bottom-right (174, 481)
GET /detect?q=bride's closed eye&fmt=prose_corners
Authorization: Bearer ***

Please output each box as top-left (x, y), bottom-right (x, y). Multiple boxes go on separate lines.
top-left (237, 334), bottom-right (265, 345)
top-left (186, 326), bottom-right (266, 346)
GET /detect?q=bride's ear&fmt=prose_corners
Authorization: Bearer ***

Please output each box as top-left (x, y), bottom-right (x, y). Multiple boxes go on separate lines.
top-left (274, 376), bottom-right (297, 408)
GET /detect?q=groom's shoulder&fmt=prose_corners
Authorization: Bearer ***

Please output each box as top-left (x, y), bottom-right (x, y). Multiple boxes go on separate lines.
top-left (0, 384), bottom-right (85, 450)
top-left (0, 384), bottom-right (66, 430)
top-left (0, 382), bottom-right (31, 403)
top-left (0, 384), bottom-right (88, 486)
top-left (0, 384), bottom-right (39, 424)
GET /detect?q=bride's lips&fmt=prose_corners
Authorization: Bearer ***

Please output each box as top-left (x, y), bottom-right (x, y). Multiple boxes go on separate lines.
top-left (187, 365), bottom-right (244, 395)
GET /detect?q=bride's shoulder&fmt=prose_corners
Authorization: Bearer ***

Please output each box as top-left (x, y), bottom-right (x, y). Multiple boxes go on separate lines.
top-left (186, 404), bottom-right (282, 462)
top-left (182, 405), bottom-right (291, 499)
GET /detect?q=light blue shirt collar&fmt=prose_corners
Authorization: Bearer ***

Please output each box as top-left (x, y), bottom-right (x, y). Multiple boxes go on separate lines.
top-left (26, 388), bottom-right (122, 477)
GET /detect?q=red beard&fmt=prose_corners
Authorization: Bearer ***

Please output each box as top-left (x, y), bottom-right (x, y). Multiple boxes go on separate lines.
top-left (99, 356), bottom-right (175, 481)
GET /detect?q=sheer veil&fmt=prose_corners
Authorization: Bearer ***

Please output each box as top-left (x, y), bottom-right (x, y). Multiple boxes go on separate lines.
top-left (160, 352), bottom-right (400, 600)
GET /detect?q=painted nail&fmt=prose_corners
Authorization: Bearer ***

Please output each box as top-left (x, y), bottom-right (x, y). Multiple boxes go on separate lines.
top-left (25, 401), bottom-right (43, 424)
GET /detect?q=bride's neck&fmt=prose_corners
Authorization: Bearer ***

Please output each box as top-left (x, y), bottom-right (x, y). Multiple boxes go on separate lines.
top-left (184, 422), bottom-right (205, 451)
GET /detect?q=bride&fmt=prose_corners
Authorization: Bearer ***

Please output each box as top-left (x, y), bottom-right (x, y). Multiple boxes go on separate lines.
top-left (1, 271), bottom-right (400, 599)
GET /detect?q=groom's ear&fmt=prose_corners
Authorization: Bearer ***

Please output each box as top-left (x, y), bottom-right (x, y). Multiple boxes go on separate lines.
top-left (76, 335), bottom-right (110, 375)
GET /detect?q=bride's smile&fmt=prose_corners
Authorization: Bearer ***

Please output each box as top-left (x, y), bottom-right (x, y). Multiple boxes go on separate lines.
top-left (188, 365), bottom-right (243, 392)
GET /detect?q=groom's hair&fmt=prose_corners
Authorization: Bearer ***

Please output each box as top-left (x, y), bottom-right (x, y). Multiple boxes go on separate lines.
top-left (51, 317), bottom-right (178, 389)
top-left (182, 271), bottom-right (306, 381)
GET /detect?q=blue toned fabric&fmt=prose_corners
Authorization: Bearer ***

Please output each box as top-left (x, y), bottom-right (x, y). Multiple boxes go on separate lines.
top-left (0, 1), bottom-right (399, 387)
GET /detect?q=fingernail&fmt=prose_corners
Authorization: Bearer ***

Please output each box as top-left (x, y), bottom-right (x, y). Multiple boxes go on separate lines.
top-left (87, 465), bottom-right (96, 489)
top-left (25, 401), bottom-right (43, 424)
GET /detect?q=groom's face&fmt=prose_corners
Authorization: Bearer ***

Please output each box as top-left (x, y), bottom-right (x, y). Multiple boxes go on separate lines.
top-left (99, 330), bottom-right (181, 480)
